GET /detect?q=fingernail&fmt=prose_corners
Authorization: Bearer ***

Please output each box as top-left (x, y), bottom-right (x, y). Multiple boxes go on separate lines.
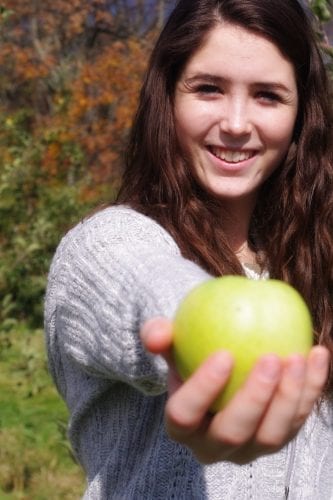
top-left (258, 356), bottom-right (281, 381)
top-left (312, 347), bottom-right (329, 370)
top-left (209, 351), bottom-right (233, 377)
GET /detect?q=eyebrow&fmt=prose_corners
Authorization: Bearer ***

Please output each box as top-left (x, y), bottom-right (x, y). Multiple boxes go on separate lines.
top-left (184, 73), bottom-right (294, 95)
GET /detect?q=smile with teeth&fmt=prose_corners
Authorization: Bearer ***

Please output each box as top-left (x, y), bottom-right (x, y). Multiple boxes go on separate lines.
top-left (209, 146), bottom-right (255, 163)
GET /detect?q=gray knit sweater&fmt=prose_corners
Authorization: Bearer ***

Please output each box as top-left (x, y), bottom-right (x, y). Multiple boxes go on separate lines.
top-left (44, 205), bottom-right (333, 499)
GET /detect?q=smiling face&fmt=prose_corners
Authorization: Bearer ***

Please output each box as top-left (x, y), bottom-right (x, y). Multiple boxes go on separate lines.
top-left (174, 22), bottom-right (298, 214)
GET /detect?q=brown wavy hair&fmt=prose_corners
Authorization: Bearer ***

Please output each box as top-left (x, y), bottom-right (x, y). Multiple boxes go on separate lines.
top-left (116, 0), bottom-right (333, 388)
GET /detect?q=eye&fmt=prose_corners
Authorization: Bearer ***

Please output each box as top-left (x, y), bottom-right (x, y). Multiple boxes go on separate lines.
top-left (256, 91), bottom-right (281, 103)
top-left (195, 84), bottom-right (221, 95)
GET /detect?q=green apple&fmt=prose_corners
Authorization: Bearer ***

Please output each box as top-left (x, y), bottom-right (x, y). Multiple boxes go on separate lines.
top-left (173, 276), bottom-right (313, 412)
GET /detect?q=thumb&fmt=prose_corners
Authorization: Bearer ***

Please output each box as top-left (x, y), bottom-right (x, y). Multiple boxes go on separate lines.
top-left (140, 317), bottom-right (174, 356)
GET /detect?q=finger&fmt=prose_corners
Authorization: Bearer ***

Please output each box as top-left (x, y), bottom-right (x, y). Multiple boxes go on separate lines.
top-left (254, 354), bottom-right (306, 446)
top-left (292, 345), bottom-right (330, 428)
top-left (167, 365), bottom-right (184, 394)
top-left (165, 351), bottom-right (233, 442)
top-left (209, 355), bottom-right (282, 447)
top-left (140, 317), bottom-right (173, 356)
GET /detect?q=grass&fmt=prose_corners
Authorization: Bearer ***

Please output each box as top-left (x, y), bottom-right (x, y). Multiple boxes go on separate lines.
top-left (0, 323), bottom-right (85, 499)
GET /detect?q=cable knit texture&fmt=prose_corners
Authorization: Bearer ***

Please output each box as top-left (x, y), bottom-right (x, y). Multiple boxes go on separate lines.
top-left (44, 205), bottom-right (333, 499)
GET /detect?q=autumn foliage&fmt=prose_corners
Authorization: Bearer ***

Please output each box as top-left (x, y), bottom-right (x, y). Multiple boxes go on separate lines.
top-left (0, 0), bottom-right (170, 326)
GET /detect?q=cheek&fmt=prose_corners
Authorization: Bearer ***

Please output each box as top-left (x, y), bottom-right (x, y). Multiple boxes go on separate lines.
top-left (174, 118), bottom-right (201, 154)
top-left (175, 100), bottom-right (214, 142)
top-left (263, 113), bottom-right (297, 151)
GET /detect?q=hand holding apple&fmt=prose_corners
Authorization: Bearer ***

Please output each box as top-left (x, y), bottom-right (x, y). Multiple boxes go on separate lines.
top-left (141, 310), bottom-right (329, 465)
top-left (173, 276), bottom-right (313, 411)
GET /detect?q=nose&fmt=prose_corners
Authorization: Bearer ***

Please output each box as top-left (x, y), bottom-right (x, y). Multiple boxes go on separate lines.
top-left (219, 97), bottom-right (252, 137)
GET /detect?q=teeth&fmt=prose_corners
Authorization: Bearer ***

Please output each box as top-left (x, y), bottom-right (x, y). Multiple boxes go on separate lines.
top-left (211, 147), bottom-right (253, 163)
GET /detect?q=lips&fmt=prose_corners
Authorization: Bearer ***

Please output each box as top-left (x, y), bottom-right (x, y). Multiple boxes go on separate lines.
top-left (209, 146), bottom-right (256, 163)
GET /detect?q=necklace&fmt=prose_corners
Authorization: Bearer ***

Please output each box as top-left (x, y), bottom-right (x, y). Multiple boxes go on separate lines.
top-left (235, 241), bottom-right (256, 263)
top-left (234, 241), bottom-right (248, 256)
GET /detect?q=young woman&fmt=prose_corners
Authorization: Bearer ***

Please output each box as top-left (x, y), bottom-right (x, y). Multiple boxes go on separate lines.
top-left (45, 0), bottom-right (333, 498)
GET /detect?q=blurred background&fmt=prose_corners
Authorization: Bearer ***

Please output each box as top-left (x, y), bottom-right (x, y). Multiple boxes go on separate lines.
top-left (0, 1), bottom-right (332, 498)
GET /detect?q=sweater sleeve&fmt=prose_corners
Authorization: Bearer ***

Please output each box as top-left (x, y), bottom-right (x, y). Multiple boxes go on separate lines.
top-left (45, 207), bottom-right (210, 396)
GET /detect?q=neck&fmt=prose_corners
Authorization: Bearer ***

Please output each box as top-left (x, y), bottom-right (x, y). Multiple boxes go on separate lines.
top-left (223, 215), bottom-right (252, 254)
top-left (220, 198), bottom-right (257, 266)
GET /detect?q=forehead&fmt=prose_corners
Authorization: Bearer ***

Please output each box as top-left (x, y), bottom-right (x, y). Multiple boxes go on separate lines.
top-left (182, 22), bottom-right (296, 85)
